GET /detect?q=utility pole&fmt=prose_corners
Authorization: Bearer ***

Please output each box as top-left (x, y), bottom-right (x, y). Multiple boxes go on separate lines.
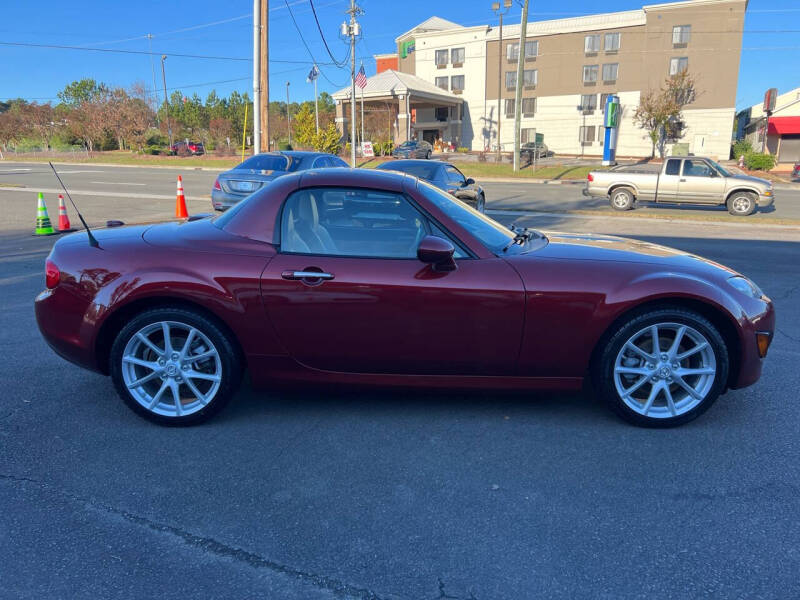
top-left (286, 81), bottom-right (291, 147)
top-left (342, 0), bottom-right (363, 167)
top-left (512, 0), bottom-right (530, 171)
top-left (160, 55), bottom-right (172, 149)
top-left (253, 0), bottom-right (261, 154)
top-left (260, 0), bottom-right (269, 152)
top-left (492, 0), bottom-right (511, 162)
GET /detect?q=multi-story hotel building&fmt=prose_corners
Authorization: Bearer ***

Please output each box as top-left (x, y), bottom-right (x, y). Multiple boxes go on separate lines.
top-left (336, 0), bottom-right (747, 159)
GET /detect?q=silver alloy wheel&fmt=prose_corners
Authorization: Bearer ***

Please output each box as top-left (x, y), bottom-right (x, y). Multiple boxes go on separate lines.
top-left (611, 190), bottom-right (631, 209)
top-left (121, 320), bottom-right (222, 417)
top-left (731, 195), bottom-right (752, 213)
top-left (613, 322), bottom-right (716, 419)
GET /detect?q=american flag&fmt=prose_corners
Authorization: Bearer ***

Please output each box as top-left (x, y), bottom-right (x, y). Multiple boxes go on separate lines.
top-left (355, 64), bottom-right (367, 89)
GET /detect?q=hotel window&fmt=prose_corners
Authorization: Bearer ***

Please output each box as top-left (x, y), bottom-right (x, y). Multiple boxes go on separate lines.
top-left (504, 98), bottom-right (515, 118)
top-left (505, 71), bottom-right (517, 89)
top-left (451, 47), bottom-right (465, 66)
top-left (602, 63), bottom-right (618, 82)
top-left (579, 125), bottom-right (596, 144)
top-left (522, 97), bottom-right (536, 116)
top-left (579, 94), bottom-right (597, 112)
top-left (584, 34), bottom-right (601, 53)
top-left (525, 41), bottom-right (539, 58)
top-left (672, 25), bottom-right (691, 45)
top-left (583, 65), bottom-right (599, 83)
top-left (435, 49), bottom-right (449, 67)
top-left (523, 69), bottom-right (537, 87)
top-left (604, 32), bottom-right (620, 51)
top-left (669, 57), bottom-right (688, 75)
top-left (506, 43), bottom-right (520, 61)
top-left (435, 76), bottom-right (448, 90)
top-left (450, 75), bottom-right (465, 92)
top-left (521, 128), bottom-right (536, 143)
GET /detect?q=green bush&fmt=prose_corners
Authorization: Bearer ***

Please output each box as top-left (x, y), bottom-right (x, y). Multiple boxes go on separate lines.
top-left (457, 147), bottom-right (470, 153)
top-left (744, 152), bottom-right (776, 171)
top-left (277, 140), bottom-right (293, 151)
top-left (732, 139), bottom-right (753, 159)
top-left (144, 145), bottom-right (162, 155)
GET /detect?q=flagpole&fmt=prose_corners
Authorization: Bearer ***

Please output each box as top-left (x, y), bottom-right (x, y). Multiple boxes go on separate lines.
top-left (314, 66), bottom-right (319, 134)
top-left (360, 84), bottom-right (364, 147)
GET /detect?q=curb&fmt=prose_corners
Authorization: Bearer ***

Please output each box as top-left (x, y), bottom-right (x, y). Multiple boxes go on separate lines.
top-left (0, 159), bottom-right (230, 172)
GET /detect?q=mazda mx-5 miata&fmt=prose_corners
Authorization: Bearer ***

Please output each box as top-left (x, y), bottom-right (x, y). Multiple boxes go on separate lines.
top-left (36, 169), bottom-right (774, 427)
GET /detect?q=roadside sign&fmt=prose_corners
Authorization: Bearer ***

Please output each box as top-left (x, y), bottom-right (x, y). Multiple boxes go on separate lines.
top-left (763, 88), bottom-right (778, 113)
top-left (361, 141), bottom-right (374, 158)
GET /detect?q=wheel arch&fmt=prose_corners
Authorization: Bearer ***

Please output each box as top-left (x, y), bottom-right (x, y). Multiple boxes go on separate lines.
top-left (94, 296), bottom-right (246, 375)
top-left (608, 183), bottom-right (637, 198)
top-left (724, 187), bottom-right (759, 203)
top-left (588, 296), bottom-right (741, 389)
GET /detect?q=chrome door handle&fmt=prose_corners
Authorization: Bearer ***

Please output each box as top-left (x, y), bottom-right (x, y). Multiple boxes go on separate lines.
top-left (281, 270), bottom-right (335, 281)
top-left (679, 178), bottom-right (686, 182)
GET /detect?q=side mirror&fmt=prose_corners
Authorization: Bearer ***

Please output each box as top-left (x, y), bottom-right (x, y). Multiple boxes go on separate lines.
top-left (417, 235), bottom-right (457, 272)
top-left (465, 177), bottom-right (475, 185)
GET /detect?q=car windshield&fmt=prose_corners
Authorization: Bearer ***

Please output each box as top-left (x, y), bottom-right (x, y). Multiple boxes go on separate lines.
top-left (378, 162), bottom-right (439, 180)
top-left (235, 154), bottom-right (291, 172)
top-left (708, 159), bottom-right (731, 177)
top-left (415, 179), bottom-right (527, 254)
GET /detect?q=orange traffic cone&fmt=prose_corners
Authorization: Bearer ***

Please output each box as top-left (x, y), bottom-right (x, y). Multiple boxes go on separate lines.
top-left (57, 194), bottom-right (76, 232)
top-left (175, 175), bottom-right (188, 219)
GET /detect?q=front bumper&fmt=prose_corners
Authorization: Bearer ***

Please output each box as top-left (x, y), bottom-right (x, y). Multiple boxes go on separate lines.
top-left (730, 296), bottom-right (776, 389)
top-left (758, 192), bottom-right (775, 207)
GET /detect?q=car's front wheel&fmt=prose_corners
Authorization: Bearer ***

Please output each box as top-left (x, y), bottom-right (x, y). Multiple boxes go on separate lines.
top-left (110, 307), bottom-right (243, 425)
top-left (727, 192), bottom-right (756, 216)
top-left (425, 150), bottom-right (432, 159)
top-left (595, 308), bottom-right (729, 427)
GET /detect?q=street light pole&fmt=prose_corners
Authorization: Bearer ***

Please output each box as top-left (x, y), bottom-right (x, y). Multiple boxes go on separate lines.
top-left (343, 0), bottom-right (363, 167)
top-left (492, 0), bottom-right (511, 162)
top-left (160, 55), bottom-right (172, 149)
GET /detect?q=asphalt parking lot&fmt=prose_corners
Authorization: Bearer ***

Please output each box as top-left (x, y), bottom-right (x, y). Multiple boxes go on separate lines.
top-left (1, 163), bottom-right (799, 598)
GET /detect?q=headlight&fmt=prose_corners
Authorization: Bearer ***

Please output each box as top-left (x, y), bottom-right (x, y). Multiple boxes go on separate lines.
top-left (728, 275), bottom-right (763, 299)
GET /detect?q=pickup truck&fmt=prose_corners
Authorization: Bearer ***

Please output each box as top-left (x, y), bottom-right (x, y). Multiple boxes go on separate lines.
top-left (583, 157), bottom-right (774, 216)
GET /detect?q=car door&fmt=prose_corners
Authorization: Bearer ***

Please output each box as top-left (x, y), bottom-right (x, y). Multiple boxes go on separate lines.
top-left (654, 158), bottom-right (681, 202)
top-left (444, 165), bottom-right (478, 208)
top-left (678, 158), bottom-right (726, 203)
top-left (260, 185), bottom-right (526, 375)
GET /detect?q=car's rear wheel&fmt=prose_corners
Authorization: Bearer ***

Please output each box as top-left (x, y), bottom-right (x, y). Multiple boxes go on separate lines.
top-left (727, 192), bottom-right (756, 216)
top-left (476, 193), bottom-right (486, 213)
top-left (425, 150), bottom-right (432, 159)
top-left (610, 187), bottom-right (635, 210)
top-left (595, 308), bottom-right (729, 427)
top-left (110, 307), bottom-right (243, 426)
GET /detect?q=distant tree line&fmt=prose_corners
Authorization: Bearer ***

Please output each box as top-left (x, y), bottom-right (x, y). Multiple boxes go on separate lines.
top-left (0, 78), bottom-right (339, 155)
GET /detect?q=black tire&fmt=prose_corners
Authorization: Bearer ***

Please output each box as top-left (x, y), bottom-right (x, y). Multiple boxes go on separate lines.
top-left (425, 150), bottom-right (432, 159)
top-left (727, 191), bottom-right (756, 216)
top-left (609, 187), bottom-right (635, 211)
top-left (476, 193), bottom-right (486, 213)
top-left (594, 307), bottom-right (729, 428)
top-left (110, 307), bottom-right (243, 426)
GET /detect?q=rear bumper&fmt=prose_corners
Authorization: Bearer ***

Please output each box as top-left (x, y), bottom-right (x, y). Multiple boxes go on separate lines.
top-left (35, 287), bottom-right (102, 373)
top-left (211, 189), bottom-right (245, 211)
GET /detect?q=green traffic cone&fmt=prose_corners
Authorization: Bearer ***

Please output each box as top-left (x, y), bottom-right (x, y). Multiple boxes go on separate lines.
top-left (34, 192), bottom-right (57, 236)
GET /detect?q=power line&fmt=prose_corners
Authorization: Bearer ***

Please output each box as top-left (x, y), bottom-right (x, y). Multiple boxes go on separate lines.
top-left (309, 0), bottom-right (350, 67)
top-left (283, 0), bottom-right (347, 87)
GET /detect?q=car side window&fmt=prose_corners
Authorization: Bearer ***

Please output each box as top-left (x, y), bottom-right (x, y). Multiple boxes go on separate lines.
top-left (313, 156), bottom-right (329, 168)
top-left (444, 166), bottom-right (466, 185)
top-left (665, 159), bottom-right (681, 175)
top-left (683, 159), bottom-right (712, 177)
top-left (281, 187), bottom-right (428, 258)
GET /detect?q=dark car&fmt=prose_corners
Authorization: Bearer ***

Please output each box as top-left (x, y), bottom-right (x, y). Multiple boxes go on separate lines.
top-left (520, 141), bottom-right (551, 161)
top-left (376, 159), bottom-right (485, 212)
top-left (392, 140), bottom-right (434, 159)
top-left (36, 169), bottom-right (774, 428)
top-left (212, 151), bottom-right (348, 210)
top-left (169, 141), bottom-right (205, 155)
top-left (792, 162), bottom-right (799, 180)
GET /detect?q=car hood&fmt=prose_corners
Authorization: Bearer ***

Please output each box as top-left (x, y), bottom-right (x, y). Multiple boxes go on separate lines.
top-left (729, 173), bottom-right (771, 188)
top-left (531, 231), bottom-right (738, 276)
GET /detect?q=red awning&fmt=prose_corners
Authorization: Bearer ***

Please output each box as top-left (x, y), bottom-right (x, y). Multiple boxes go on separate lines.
top-left (767, 116), bottom-right (800, 135)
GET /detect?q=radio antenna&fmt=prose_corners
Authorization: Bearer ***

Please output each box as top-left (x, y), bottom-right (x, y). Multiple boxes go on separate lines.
top-left (48, 162), bottom-right (100, 248)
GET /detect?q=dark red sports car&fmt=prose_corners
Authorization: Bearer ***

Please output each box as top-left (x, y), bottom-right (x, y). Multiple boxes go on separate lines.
top-left (35, 169), bottom-right (774, 427)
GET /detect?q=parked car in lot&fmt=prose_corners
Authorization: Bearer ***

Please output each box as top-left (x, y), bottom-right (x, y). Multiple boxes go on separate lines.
top-left (169, 141), bottom-right (205, 155)
top-left (375, 159), bottom-right (486, 212)
top-left (792, 162), bottom-right (800, 180)
top-left (584, 157), bottom-right (774, 216)
top-left (36, 169), bottom-right (774, 428)
top-left (212, 151), bottom-right (348, 210)
top-left (520, 141), bottom-right (551, 160)
top-left (392, 140), bottom-right (433, 159)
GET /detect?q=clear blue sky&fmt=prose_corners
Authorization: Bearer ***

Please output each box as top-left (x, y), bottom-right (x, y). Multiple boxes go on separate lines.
top-left (0, 0), bottom-right (797, 111)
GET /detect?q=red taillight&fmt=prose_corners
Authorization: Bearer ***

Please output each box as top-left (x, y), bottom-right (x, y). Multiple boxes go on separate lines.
top-left (213, 178), bottom-right (222, 191)
top-left (587, 173), bottom-right (594, 182)
top-left (45, 259), bottom-right (60, 289)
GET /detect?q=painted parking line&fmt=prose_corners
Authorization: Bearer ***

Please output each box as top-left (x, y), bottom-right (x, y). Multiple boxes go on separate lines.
top-left (91, 181), bottom-right (147, 186)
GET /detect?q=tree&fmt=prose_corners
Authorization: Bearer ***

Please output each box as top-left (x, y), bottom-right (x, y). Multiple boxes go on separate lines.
top-left (312, 122), bottom-right (342, 155)
top-left (317, 91), bottom-right (335, 113)
top-left (293, 104), bottom-right (316, 148)
top-left (58, 79), bottom-right (106, 106)
top-left (634, 70), bottom-right (697, 158)
top-left (24, 103), bottom-right (59, 150)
